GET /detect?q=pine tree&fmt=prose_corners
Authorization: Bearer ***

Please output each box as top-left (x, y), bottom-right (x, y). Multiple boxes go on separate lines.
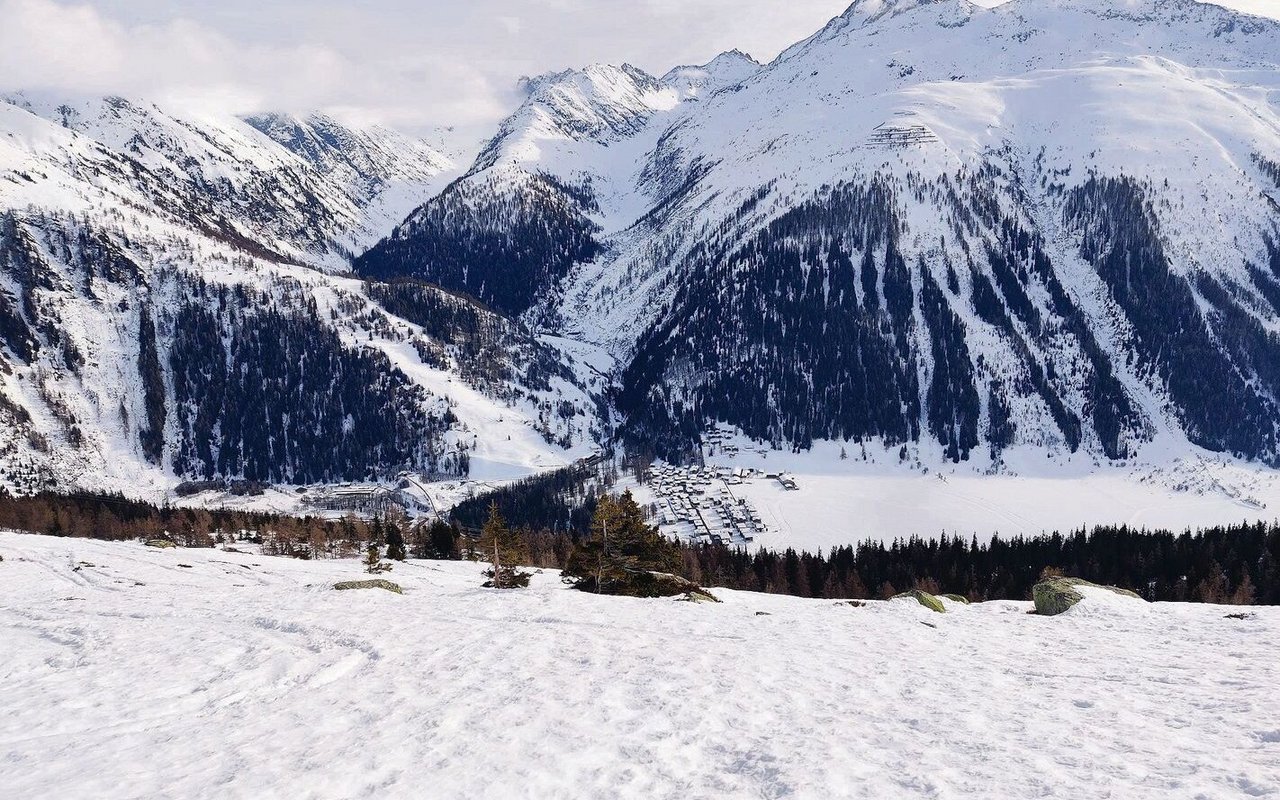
top-left (1229, 572), bottom-right (1256, 606)
top-left (478, 503), bottom-right (530, 589)
top-left (385, 519), bottom-right (407, 561)
top-left (564, 490), bottom-right (681, 595)
top-left (363, 542), bottom-right (392, 574)
top-left (431, 520), bottom-right (460, 559)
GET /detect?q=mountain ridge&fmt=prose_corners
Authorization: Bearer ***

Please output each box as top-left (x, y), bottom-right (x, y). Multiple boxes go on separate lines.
top-left (4, 0), bottom-right (1280, 503)
top-left (360, 0), bottom-right (1280, 468)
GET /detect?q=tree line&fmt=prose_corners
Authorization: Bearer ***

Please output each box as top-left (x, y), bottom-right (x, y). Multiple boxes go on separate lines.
top-left (674, 524), bottom-right (1275, 605)
top-left (1, 489), bottom-right (1275, 604)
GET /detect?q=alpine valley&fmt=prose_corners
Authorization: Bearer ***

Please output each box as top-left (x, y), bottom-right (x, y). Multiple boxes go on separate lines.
top-left (5, 0), bottom-right (1280, 545)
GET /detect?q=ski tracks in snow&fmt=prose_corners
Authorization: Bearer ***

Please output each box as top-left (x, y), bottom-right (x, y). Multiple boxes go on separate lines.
top-left (1, 532), bottom-right (1278, 799)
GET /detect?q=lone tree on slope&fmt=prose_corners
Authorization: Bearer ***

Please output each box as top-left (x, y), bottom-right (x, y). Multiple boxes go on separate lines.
top-left (564, 490), bottom-right (682, 596)
top-left (364, 542), bottom-right (392, 575)
top-left (478, 502), bottom-right (530, 589)
top-left (385, 515), bottom-right (407, 562)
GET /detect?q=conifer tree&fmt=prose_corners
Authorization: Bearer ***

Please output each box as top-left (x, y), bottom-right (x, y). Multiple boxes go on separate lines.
top-left (385, 519), bottom-right (407, 561)
top-left (430, 520), bottom-right (460, 559)
top-left (564, 490), bottom-right (681, 595)
top-left (478, 503), bottom-right (530, 589)
top-left (363, 542), bottom-right (392, 574)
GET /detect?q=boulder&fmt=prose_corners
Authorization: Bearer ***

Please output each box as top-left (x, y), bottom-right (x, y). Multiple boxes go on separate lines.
top-left (893, 589), bottom-right (946, 613)
top-left (645, 571), bottom-right (717, 600)
top-left (942, 593), bottom-right (971, 605)
top-left (1032, 577), bottom-right (1141, 616)
top-left (677, 589), bottom-right (721, 604)
top-left (145, 539), bottom-right (176, 549)
top-left (334, 579), bottom-right (403, 595)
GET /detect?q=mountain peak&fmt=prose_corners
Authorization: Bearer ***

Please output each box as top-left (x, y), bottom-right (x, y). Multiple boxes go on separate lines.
top-left (660, 50), bottom-right (761, 100)
top-left (707, 49), bottom-right (760, 69)
top-left (517, 63), bottom-right (660, 102)
top-left (841, 0), bottom-right (943, 24)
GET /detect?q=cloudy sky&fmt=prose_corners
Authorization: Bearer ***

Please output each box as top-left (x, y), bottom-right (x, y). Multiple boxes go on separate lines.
top-left (1, 0), bottom-right (1276, 143)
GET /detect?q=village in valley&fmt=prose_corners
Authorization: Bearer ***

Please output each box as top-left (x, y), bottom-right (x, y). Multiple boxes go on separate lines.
top-left (644, 427), bottom-right (797, 547)
top-left (290, 423), bottom-right (802, 546)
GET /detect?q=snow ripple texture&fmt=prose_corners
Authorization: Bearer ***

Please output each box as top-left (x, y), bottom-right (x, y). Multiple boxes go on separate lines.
top-left (1, 531), bottom-right (1277, 799)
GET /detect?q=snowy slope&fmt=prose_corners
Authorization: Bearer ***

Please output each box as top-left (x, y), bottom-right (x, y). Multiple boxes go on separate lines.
top-left (476, 52), bottom-right (759, 177)
top-left (2, 531), bottom-right (1277, 799)
top-left (2, 92), bottom-right (457, 269)
top-left (637, 0), bottom-right (1280, 285)
top-left (243, 111), bottom-right (458, 254)
top-left (0, 95), bottom-right (603, 497)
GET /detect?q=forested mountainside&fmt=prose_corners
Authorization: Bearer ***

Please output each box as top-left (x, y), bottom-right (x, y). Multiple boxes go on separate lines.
top-left (0, 95), bottom-right (601, 495)
top-left (363, 0), bottom-right (1280, 466)
top-left (5, 0), bottom-right (1280, 497)
top-left (357, 173), bottom-right (602, 317)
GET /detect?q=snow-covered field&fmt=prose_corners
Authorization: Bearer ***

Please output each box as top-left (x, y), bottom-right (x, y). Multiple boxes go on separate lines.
top-left (2, 531), bottom-right (1277, 799)
top-left (730, 468), bottom-right (1280, 551)
top-left (632, 433), bottom-right (1280, 551)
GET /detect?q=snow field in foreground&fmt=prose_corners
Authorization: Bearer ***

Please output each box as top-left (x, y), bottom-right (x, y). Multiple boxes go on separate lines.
top-left (1, 531), bottom-right (1277, 799)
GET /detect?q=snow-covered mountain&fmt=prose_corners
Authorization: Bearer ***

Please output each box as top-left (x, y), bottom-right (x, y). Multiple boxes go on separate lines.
top-left (5, 0), bottom-right (1280, 506)
top-left (2, 92), bottom-right (460, 268)
top-left (0, 94), bottom-right (603, 497)
top-left (361, 0), bottom-right (1280, 470)
top-left (243, 111), bottom-right (457, 254)
top-left (356, 51), bottom-right (761, 318)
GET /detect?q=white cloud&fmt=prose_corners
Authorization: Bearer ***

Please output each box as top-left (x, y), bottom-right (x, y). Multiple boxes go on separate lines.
top-left (0, 0), bottom-right (1274, 142)
top-left (0, 0), bottom-right (513, 134)
top-left (1211, 0), bottom-right (1280, 17)
top-left (0, 0), bottom-right (850, 135)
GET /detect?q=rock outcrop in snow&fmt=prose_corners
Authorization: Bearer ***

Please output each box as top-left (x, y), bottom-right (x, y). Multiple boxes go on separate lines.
top-left (334, 579), bottom-right (404, 594)
top-left (894, 589), bottom-right (947, 613)
top-left (1033, 576), bottom-right (1144, 615)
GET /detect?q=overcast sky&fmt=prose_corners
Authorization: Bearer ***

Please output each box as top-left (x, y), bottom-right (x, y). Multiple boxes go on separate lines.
top-left (1, 0), bottom-right (1276, 142)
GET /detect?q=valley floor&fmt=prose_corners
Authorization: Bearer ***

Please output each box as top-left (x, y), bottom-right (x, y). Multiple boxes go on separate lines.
top-left (636, 438), bottom-right (1280, 551)
top-left (1, 531), bottom-right (1277, 799)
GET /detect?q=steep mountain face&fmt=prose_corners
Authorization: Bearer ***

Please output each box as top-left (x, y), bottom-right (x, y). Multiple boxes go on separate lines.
top-left (611, 0), bottom-right (1280, 463)
top-left (243, 112), bottom-right (457, 254)
top-left (355, 53), bottom-right (760, 319)
top-left (0, 96), bottom-right (602, 496)
top-left (365, 0), bottom-right (1280, 467)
